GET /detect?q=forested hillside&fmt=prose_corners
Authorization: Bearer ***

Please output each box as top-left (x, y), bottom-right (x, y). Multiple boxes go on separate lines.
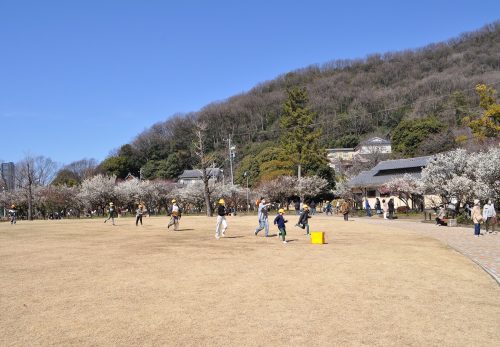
top-left (97, 22), bottom-right (500, 187)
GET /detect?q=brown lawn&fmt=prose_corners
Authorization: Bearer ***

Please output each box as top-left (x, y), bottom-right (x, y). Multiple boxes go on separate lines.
top-left (0, 215), bottom-right (498, 346)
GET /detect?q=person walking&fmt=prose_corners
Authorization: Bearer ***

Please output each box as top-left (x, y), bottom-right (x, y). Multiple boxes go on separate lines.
top-left (274, 208), bottom-right (288, 244)
top-left (296, 204), bottom-right (311, 235)
top-left (310, 200), bottom-right (317, 215)
top-left (135, 203), bottom-right (145, 226)
top-left (374, 198), bottom-right (381, 215)
top-left (365, 199), bottom-right (372, 217)
top-left (255, 198), bottom-right (271, 237)
top-left (382, 199), bottom-right (388, 219)
top-left (340, 200), bottom-right (350, 221)
top-left (388, 198), bottom-right (395, 219)
top-left (335, 200), bottom-right (340, 215)
top-left (482, 200), bottom-right (497, 234)
top-left (294, 199), bottom-right (301, 215)
top-left (8, 204), bottom-right (17, 224)
top-left (215, 199), bottom-right (228, 240)
top-left (471, 199), bottom-right (483, 237)
top-left (104, 202), bottom-right (116, 225)
top-left (325, 201), bottom-right (333, 216)
top-left (167, 199), bottom-right (181, 230)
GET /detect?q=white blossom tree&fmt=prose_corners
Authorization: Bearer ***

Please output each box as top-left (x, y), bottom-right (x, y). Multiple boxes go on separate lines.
top-left (383, 174), bottom-right (423, 209)
top-left (78, 174), bottom-right (117, 212)
top-left (294, 176), bottom-right (328, 202)
top-left (333, 179), bottom-right (353, 200)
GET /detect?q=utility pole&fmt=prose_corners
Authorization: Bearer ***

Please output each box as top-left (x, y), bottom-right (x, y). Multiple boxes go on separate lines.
top-left (244, 171), bottom-right (249, 212)
top-left (228, 138), bottom-right (235, 186)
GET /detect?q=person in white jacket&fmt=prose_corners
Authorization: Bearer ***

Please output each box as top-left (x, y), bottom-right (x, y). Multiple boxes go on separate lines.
top-left (482, 200), bottom-right (497, 234)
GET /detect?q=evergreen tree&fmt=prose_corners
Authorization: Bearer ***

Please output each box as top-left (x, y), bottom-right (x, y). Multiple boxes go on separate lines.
top-left (280, 87), bottom-right (327, 178)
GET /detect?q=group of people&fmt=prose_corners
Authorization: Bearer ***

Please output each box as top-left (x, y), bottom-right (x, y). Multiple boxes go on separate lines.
top-left (211, 197), bottom-right (314, 244)
top-left (369, 198), bottom-right (395, 219)
top-left (470, 199), bottom-right (497, 236)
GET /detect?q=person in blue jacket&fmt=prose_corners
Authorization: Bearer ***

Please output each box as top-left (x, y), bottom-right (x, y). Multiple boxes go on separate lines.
top-left (274, 208), bottom-right (288, 244)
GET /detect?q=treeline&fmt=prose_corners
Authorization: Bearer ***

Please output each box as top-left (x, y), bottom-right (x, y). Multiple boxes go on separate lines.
top-left (95, 22), bottom-right (500, 185)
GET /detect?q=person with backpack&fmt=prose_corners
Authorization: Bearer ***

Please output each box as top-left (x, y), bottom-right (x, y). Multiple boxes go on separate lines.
top-left (167, 199), bottom-right (181, 230)
top-left (471, 199), bottom-right (483, 237)
top-left (340, 200), bottom-right (350, 221)
top-left (274, 208), bottom-right (288, 244)
top-left (255, 197), bottom-right (271, 237)
top-left (296, 204), bottom-right (311, 235)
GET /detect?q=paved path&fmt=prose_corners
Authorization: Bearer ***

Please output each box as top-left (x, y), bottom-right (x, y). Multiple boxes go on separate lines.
top-left (358, 217), bottom-right (500, 284)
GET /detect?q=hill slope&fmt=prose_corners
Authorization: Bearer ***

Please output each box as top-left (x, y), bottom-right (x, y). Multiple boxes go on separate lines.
top-left (98, 22), bottom-right (500, 184)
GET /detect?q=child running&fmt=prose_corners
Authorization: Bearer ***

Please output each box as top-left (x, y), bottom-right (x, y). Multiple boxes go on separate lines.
top-left (274, 208), bottom-right (288, 244)
top-left (104, 202), bottom-right (116, 225)
top-left (8, 204), bottom-right (17, 224)
top-left (167, 199), bottom-right (181, 230)
top-left (215, 199), bottom-right (228, 240)
top-left (296, 204), bottom-right (311, 235)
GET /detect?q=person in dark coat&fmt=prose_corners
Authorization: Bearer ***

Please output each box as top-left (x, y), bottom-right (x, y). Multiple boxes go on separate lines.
top-left (388, 198), bottom-right (395, 219)
top-left (296, 205), bottom-right (311, 235)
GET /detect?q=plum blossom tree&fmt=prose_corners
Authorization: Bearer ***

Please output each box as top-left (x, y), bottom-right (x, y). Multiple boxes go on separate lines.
top-left (333, 180), bottom-right (353, 200)
top-left (78, 174), bottom-right (117, 211)
top-left (383, 174), bottom-right (422, 209)
top-left (257, 176), bottom-right (296, 207)
top-left (294, 176), bottom-right (328, 202)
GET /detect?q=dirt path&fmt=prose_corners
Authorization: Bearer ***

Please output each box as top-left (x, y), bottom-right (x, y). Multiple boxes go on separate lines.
top-left (1, 216), bottom-right (498, 346)
top-left (356, 216), bottom-right (500, 284)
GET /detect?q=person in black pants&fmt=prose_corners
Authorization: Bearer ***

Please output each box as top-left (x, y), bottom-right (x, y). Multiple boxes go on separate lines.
top-left (388, 198), bottom-right (395, 219)
top-left (136, 204), bottom-right (144, 226)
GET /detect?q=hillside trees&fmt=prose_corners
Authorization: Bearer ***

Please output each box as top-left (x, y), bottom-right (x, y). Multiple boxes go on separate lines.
top-left (462, 84), bottom-right (500, 140)
top-left (391, 117), bottom-right (447, 156)
top-left (96, 23), bottom-right (499, 180)
top-left (280, 87), bottom-right (327, 178)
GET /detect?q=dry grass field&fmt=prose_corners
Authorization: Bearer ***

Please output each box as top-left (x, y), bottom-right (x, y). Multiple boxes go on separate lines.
top-left (1, 214), bottom-right (499, 346)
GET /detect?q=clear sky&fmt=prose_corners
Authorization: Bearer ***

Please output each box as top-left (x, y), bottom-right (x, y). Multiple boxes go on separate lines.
top-left (1, 0), bottom-right (499, 166)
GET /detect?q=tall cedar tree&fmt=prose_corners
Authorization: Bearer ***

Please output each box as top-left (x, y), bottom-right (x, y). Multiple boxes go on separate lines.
top-left (280, 87), bottom-right (326, 178)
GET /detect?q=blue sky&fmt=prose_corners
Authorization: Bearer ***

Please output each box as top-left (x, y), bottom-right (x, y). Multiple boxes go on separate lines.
top-left (1, 0), bottom-right (499, 166)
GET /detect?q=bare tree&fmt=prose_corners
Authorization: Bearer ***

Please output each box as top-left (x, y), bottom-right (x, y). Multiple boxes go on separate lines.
top-left (65, 158), bottom-right (98, 180)
top-left (16, 155), bottom-right (57, 220)
top-left (193, 121), bottom-right (213, 216)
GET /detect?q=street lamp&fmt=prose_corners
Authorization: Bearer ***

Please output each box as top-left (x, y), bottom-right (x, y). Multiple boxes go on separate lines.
top-left (229, 144), bottom-right (236, 186)
top-left (243, 171), bottom-right (249, 212)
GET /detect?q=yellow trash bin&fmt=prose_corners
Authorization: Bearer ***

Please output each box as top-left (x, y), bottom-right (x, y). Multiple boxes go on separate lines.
top-left (311, 231), bottom-right (325, 244)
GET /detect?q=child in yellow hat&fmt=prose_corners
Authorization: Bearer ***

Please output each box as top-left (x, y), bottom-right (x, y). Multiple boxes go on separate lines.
top-left (215, 199), bottom-right (227, 239)
top-left (274, 208), bottom-right (288, 244)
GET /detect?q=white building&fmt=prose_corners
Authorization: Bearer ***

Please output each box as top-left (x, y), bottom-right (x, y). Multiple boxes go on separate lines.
top-left (178, 168), bottom-right (223, 186)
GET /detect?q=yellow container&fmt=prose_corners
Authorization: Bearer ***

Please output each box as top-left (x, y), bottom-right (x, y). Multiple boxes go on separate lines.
top-left (311, 231), bottom-right (325, 244)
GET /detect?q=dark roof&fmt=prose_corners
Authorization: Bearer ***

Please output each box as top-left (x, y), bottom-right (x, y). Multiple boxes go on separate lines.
top-left (348, 155), bottom-right (433, 188)
top-left (349, 171), bottom-right (422, 188)
top-left (372, 155), bottom-right (432, 171)
top-left (178, 168), bottom-right (222, 179)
